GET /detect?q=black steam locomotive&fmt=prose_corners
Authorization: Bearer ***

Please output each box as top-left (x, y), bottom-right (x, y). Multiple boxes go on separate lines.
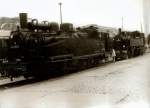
top-left (113, 29), bottom-right (145, 60)
top-left (0, 13), bottom-right (145, 81)
top-left (0, 13), bottom-right (114, 80)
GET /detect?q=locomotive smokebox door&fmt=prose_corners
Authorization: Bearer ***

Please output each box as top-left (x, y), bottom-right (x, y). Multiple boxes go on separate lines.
top-left (19, 13), bottom-right (28, 29)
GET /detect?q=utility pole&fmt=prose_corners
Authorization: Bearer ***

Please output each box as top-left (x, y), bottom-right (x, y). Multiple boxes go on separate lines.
top-left (122, 17), bottom-right (123, 30)
top-left (146, 24), bottom-right (148, 36)
top-left (140, 22), bottom-right (143, 33)
top-left (59, 2), bottom-right (63, 25)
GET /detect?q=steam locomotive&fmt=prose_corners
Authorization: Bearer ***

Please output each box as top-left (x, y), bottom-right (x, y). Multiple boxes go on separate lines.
top-left (0, 13), bottom-right (145, 81)
top-left (113, 29), bottom-right (145, 60)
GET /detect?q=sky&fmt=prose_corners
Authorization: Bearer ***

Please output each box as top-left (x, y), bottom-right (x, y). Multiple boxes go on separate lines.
top-left (0, 0), bottom-right (147, 32)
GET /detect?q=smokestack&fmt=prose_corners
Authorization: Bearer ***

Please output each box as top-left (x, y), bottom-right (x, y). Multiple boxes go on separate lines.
top-left (19, 13), bottom-right (28, 29)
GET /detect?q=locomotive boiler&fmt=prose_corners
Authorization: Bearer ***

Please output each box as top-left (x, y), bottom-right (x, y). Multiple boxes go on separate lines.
top-left (0, 13), bottom-right (113, 80)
